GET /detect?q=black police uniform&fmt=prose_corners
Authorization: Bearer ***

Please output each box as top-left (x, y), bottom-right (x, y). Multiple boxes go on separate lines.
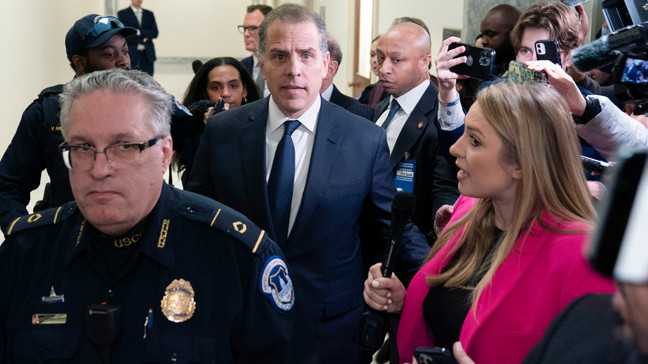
top-left (0, 84), bottom-right (74, 235)
top-left (0, 184), bottom-right (317, 363)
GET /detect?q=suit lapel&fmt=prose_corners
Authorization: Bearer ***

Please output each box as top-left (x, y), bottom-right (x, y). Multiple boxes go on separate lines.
top-left (389, 84), bottom-right (437, 169)
top-left (126, 8), bottom-right (138, 25)
top-left (288, 101), bottom-right (343, 242)
top-left (241, 100), bottom-right (275, 236)
top-left (373, 99), bottom-right (389, 123)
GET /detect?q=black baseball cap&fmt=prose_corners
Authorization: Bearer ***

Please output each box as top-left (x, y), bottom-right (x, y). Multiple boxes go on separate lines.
top-left (65, 14), bottom-right (137, 61)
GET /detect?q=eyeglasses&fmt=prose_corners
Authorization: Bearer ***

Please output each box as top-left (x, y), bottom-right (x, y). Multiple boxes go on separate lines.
top-left (82, 16), bottom-right (125, 47)
top-left (59, 138), bottom-right (160, 171)
top-left (238, 25), bottom-right (259, 34)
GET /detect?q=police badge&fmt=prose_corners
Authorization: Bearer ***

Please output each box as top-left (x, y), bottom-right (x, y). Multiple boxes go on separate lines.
top-left (260, 256), bottom-right (295, 313)
top-left (161, 279), bottom-right (196, 323)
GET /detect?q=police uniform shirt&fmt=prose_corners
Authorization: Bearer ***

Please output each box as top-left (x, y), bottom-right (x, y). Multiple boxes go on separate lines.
top-left (0, 183), bottom-right (317, 363)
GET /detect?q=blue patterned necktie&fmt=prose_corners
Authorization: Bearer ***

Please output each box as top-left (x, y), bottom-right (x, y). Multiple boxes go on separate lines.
top-left (267, 120), bottom-right (301, 244)
top-left (381, 99), bottom-right (401, 129)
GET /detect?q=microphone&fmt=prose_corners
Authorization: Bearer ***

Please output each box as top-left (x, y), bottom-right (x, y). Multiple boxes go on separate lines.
top-left (381, 191), bottom-right (416, 278)
top-left (354, 191), bottom-right (415, 351)
top-left (571, 35), bottom-right (622, 72)
top-left (582, 155), bottom-right (614, 174)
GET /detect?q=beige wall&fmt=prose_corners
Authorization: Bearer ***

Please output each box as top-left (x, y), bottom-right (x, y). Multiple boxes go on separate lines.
top-left (376, 0), bottom-right (464, 78)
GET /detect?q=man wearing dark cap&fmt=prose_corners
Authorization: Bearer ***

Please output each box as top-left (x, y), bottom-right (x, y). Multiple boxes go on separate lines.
top-left (0, 14), bottom-right (136, 236)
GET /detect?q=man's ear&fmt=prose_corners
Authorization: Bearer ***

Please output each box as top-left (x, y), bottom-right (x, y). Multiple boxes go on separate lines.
top-left (71, 55), bottom-right (87, 75)
top-left (563, 51), bottom-right (572, 69)
top-left (160, 136), bottom-right (173, 174)
top-left (326, 60), bottom-right (339, 80)
top-left (321, 51), bottom-right (330, 78)
top-left (259, 59), bottom-right (265, 78)
top-left (421, 53), bottom-right (432, 72)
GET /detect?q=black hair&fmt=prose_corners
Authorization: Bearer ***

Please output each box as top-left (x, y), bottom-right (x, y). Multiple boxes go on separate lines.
top-left (182, 57), bottom-right (260, 107)
top-left (247, 5), bottom-right (273, 16)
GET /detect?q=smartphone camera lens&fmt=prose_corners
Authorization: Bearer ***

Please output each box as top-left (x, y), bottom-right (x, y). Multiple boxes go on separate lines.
top-left (479, 50), bottom-right (492, 66)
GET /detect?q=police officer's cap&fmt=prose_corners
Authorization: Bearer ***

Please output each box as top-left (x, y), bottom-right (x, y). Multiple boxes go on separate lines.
top-left (65, 14), bottom-right (137, 61)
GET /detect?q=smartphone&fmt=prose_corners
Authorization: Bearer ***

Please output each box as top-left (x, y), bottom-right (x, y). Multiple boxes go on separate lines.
top-left (507, 60), bottom-right (548, 84)
top-left (413, 346), bottom-right (458, 364)
top-left (588, 149), bottom-right (648, 283)
top-left (535, 40), bottom-right (562, 67)
top-left (448, 42), bottom-right (496, 80)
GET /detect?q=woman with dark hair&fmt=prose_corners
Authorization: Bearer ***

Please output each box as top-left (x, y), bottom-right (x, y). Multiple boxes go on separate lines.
top-left (184, 57), bottom-right (260, 110)
top-left (173, 57), bottom-right (261, 186)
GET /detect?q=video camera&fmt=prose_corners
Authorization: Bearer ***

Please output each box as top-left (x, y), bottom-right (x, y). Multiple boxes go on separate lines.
top-left (588, 148), bottom-right (648, 284)
top-left (572, 0), bottom-right (648, 107)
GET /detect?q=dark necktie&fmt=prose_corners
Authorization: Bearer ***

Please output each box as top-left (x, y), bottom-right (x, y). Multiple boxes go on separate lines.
top-left (381, 99), bottom-right (401, 129)
top-left (267, 120), bottom-right (300, 244)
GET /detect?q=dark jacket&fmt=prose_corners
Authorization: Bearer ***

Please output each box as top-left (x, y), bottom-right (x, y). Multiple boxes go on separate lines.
top-left (0, 84), bottom-right (74, 235)
top-left (0, 184), bottom-right (317, 363)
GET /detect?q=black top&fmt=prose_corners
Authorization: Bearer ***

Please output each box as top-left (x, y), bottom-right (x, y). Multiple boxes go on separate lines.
top-left (423, 228), bottom-right (503, 349)
top-left (523, 293), bottom-right (648, 364)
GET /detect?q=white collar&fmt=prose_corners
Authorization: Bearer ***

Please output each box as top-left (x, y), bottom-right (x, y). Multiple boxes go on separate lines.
top-left (390, 79), bottom-right (430, 115)
top-left (321, 83), bottom-right (334, 101)
top-left (267, 95), bottom-right (320, 134)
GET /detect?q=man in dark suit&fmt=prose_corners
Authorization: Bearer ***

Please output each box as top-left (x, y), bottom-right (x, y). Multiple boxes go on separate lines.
top-left (239, 5), bottom-right (273, 97)
top-left (118, 0), bottom-right (158, 75)
top-left (320, 35), bottom-right (374, 120)
top-left (187, 4), bottom-right (428, 363)
top-left (374, 20), bottom-right (459, 242)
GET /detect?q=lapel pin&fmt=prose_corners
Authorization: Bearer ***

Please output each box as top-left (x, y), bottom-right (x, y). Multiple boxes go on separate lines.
top-left (42, 286), bottom-right (65, 304)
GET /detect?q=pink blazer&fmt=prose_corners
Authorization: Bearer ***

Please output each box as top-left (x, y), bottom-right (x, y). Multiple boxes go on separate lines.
top-left (397, 196), bottom-right (615, 364)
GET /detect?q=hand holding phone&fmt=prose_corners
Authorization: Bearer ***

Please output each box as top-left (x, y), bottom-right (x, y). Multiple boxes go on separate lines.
top-left (448, 42), bottom-right (496, 80)
top-left (507, 61), bottom-right (548, 84)
top-left (414, 346), bottom-right (458, 364)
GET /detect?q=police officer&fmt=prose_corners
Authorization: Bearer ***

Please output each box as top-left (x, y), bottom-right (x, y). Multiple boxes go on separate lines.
top-left (0, 14), bottom-right (136, 235)
top-left (0, 69), bottom-right (317, 363)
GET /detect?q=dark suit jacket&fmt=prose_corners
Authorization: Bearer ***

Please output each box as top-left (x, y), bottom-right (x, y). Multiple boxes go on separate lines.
top-left (241, 55), bottom-right (254, 76)
top-left (187, 97), bottom-right (429, 362)
top-left (329, 84), bottom-right (374, 120)
top-left (523, 293), bottom-right (639, 364)
top-left (117, 7), bottom-right (158, 64)
top-left (374, 82), bottom-right (459, 240)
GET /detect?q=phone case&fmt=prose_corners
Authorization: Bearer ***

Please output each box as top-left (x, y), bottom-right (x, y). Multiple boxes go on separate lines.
top-left (413, 346), bottom-right (458, 364)
top-left (507, 61), bottom-right (548, 84)
top-left (535, 40), bottom-right (562, 67)
top-left (448, 42), bottom-right (496, 80)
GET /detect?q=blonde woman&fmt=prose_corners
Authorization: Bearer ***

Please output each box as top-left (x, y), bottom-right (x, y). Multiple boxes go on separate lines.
top-left (363, 82), bottom-right (615, 363)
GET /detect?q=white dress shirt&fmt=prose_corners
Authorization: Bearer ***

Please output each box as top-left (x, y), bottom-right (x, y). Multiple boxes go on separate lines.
top-left (376, 79), bottom-right (430, 153)
top-left (321, 83), bottom-right (334, 102)
top-left (252, 55), bottom-right (271, 97)
top-left (130, 6), bottom-right (146, 51)
top-left (437, 99), bottom-right (465, 131)
top-left (265, 96), bottom-right (320, 235)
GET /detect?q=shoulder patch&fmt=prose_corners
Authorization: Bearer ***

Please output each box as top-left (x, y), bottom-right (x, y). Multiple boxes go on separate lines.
top-left (6, 203), bottom-right (76, 236)
top-left (179, 201), bottom-right (267, 254)
top-left (259, 255), bottom-right (295, 313)
top-left (173, 97), bottom-right (193, 117)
